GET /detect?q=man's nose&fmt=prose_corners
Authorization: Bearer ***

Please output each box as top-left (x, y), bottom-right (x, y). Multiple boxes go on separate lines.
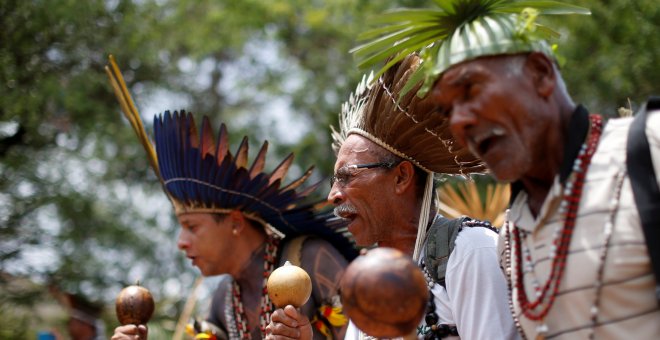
top-left (327, 185), bottom-right (344, 205)
top-left (448, 104), bottom-right (477, 146)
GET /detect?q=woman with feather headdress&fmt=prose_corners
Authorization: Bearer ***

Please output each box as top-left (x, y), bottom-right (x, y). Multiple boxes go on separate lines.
top-left (105, 57), bottom-right (357, 340)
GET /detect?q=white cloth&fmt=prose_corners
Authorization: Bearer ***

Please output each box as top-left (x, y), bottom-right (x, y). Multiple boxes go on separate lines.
top-left (345, 227), bottom-right (519, 340)
top-left (500, 114), bottom-right (660, 339)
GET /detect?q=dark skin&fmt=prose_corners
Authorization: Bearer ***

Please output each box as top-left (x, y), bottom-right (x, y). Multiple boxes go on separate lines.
top-left (266, 135), bottom-right (424, 340)
top-left (68, 317), bottom-right (96, 340)
top-left (113, 211), bottom-right (348, 340)
top-left (327, 135), bottom-right (421, 254)
top-left (211, 237), bottom-right (348, 339)
top-left (430, 52), bottom-right (577, 216)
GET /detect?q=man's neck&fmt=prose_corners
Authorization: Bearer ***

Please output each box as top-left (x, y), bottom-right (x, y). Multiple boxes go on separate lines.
top-left (380, 211), bottom-right (436, 258)
top-left (520, 176), bottom-right (556, 217)
top-left (235, 241), bottom-right (267, 292)
top-left (379, 233), bottom-right (417, 257)
top-left (517, 105), bottom-right (589, 217)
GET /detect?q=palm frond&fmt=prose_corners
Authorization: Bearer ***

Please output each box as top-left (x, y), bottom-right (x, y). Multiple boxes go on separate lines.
top-left (352, 0), bottom-right (590, 96)
top-left (437, 179), bottom-right (510, 227)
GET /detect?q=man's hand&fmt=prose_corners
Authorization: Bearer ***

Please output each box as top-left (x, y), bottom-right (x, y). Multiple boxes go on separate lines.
top-left (265, 305), bottom-right (313, 340)
top-left (111, 324), bottom-right (148, 340)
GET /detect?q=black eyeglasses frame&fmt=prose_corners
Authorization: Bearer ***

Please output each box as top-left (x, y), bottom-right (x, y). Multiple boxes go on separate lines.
top-left (329, 161), bottom-right (400, 188)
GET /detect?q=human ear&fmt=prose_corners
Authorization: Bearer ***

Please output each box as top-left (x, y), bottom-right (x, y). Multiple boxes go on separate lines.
top-left (228, 210), bottom-right (245, 235)
top-left (525, 52), bottom-right (556, 98)
top-left (394, 161), bottom-right (416, 194)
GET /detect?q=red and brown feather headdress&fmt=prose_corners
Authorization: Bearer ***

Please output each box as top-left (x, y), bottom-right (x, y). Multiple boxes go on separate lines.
top-left (332, 53), bottom-right (485, 260)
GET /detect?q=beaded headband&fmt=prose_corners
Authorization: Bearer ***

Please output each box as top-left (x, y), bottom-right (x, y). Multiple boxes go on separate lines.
top-left (332, 54), bottom-right (485, 260)
top-left (351, 0), bottom-right (590, 97)
top-left (332, 53), bottom-right (484, 175)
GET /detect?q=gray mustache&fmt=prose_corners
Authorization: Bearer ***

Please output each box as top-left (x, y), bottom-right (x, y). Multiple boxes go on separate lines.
top-left (334, 204), bottom-right (358, 218)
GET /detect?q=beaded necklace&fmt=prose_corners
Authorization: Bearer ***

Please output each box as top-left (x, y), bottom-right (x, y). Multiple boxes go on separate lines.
top-left (230, 236), bottom-right (279, 339)
top-left (587, 170), bottom-right (625, 340)
top-left (503, 114), bottom-right (603, 335)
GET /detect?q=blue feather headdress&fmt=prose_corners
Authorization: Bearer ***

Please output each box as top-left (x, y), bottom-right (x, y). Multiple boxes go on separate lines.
top-left (154, 110), bottom-right (322, 236)
top-left (105, 56), bottom-right (356, 258)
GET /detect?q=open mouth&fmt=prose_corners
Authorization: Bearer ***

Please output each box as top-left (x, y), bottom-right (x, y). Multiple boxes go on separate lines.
top-left (337, 212), bottom-right (356, 222)
top-left (477, 136), bottom-right (498, 156)
top-left (469, 127), bottom-right (505, 158)
top-left (334, 205), bottom-right (358, 221)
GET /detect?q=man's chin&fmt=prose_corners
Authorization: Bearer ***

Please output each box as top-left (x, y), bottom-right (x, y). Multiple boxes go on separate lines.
top-left (347, 222), bottom-right (364, 242)
top-left (351, 232), bottom-right (375, 248)
top-left (488, 158), bottom-right (527, 183)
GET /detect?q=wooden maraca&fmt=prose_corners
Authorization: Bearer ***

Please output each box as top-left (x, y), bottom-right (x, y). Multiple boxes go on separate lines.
top-left (267, 261), bottom-right (312, 308)
top-left (115, 281), bottom-right (155, 325)
top-left (340, 247), bottom-right (429, 338)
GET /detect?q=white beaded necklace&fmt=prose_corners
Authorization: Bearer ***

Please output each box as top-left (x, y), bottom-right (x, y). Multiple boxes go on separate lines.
top-left (224, 237), bottom-right (279, 339)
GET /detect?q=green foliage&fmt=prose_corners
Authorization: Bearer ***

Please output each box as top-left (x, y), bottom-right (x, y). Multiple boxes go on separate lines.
top-left (350, 0), bottom-right (591, 97)
top-left (554, 0), bottom-right (660, 116)
top-left (0, 0), bottom-right (656, 337)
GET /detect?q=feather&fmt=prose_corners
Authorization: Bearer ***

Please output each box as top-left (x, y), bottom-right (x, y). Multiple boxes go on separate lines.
top-left (215, 123), bottom-right (230, 166)
top-left (281, 166), bottom-right (314, 192)
top-left (106, 56), bottom-right (356, 257)
top-left (269, 153), bottom-right (294, 186)
top-left (234, 137), bottom-right (249, 169)
top-left (105, 55), bottom-right (160, 178)
top-left (337, 53), bottom-right (485, 174)
top-left (200, 116), bottom-right (216, 158)
top-left (142, 106), bottom-right (357, 258)
top-left (248, 142), bottom-right (269, 179)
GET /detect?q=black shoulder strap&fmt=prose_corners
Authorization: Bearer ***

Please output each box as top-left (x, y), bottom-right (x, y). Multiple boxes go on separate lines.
top-left (425, 216), bottom-right (468, 287)
top-left (626, 95), bottom-right (660, 304)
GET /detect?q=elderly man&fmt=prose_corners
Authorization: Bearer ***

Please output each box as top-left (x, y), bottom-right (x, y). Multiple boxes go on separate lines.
top-left (352, 0), bottom-right (660, 338)
top-left (266, 54), bottom-right (519, 340)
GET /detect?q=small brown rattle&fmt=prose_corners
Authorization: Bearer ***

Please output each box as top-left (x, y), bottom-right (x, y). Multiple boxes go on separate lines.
top-left (115, 281), bottom-right (155, 325)
top-left (267, 261), bottom-right (312, 308)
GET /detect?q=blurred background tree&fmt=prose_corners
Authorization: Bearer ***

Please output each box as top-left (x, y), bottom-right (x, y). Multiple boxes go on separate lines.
top-left (0, 0), bottom-right (656, 338)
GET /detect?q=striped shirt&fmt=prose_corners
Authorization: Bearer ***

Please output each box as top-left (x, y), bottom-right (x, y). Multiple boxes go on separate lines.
top-left (499, 111), bottom-right (660, 339)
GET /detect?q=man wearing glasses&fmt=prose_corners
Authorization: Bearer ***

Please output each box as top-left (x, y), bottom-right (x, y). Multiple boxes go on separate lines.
top-left (266, 54), bottom-right (519, 339)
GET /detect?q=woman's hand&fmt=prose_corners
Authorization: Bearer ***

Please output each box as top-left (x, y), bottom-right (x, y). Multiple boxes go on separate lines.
top-left (110, 324), bottom-right (148, 340)
top-left (265, 305), bottom-right (313, 340)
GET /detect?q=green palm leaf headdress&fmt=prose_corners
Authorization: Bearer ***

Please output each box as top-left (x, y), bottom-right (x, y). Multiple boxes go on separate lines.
top-left (351, 0), bottom-right (590, 96)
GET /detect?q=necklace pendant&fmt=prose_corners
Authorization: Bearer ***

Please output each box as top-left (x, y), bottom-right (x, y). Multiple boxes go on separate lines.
top-left (535, 323), bottom-right (548, 340)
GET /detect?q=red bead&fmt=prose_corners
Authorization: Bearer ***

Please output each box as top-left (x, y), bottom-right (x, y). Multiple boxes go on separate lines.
top-left (510, 114), bottom-right (602, 321)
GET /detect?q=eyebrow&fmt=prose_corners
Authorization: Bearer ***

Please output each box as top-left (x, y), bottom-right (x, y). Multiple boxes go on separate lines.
top-left (179, 217), bottom-right (194, 225)
top-left (446, 68), bottom-right (476, 87)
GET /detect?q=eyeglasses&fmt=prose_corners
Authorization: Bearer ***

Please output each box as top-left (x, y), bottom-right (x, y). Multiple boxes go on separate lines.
top-left (330, 161), bottom-right (399, 188)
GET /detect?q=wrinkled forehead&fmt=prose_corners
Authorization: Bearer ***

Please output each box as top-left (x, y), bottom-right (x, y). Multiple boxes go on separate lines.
top-left (439, 54), bottom-right (527, 84)
top-left (334, 134), bottom-right (383, 171)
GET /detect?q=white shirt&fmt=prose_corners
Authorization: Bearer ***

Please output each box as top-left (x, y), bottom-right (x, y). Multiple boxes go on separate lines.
top-left (346, 227), bottom-right (519, 340)
top-left (500, 114), bottom-right (660, 339)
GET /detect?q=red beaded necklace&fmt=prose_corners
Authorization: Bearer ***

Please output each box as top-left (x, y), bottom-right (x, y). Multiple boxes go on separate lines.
top-left (504, 114), bottom-right (603, 322)
top-left (231, 236), bottom-right (279, 339)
